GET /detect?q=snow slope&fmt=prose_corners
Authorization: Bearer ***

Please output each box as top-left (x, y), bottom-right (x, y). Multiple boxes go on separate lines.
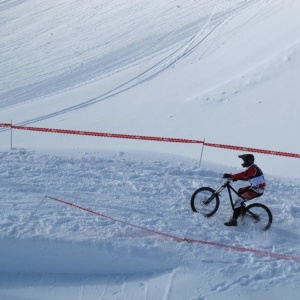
top-left (1, 0), bottom-right (300, 177)
top-left (0, 0), bottom-right (300, 299)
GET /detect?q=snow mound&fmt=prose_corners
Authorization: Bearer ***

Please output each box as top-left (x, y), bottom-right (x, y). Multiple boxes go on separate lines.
top-left (0, 238), bottom-right (176, 275)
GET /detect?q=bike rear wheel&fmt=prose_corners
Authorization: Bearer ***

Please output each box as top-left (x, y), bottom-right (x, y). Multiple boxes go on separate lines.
top-left (242, 203), bottom-right (272, 231)
top-left (190, 187), bottom-right (219, 217)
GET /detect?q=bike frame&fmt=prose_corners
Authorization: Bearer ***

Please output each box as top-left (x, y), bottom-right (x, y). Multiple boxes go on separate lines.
top-left (213, 180), bottom-right (240, 211)
top-left (191, 179), bottom-right (272, 230)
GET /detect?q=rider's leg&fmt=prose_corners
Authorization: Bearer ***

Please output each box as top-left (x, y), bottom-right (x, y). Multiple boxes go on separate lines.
top-left (224, 188), bottom-right (262, 226)
top-left (224, 197), bottom-right (244, 226)
top-left (232, 198), bottom-right (245, 218)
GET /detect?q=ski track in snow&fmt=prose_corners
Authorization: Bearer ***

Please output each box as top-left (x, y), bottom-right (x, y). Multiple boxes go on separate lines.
top-left (0, 0), bottom-right (273, 128)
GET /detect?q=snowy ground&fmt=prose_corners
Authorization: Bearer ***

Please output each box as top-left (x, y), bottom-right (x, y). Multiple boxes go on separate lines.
top-left (1, 0), bottom-right (300, 299)
top-left (1, 148), bottom-right (300, 299)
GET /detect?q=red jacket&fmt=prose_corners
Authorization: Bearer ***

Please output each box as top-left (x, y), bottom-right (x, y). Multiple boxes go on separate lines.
top-left (231, 164), bottom-right (266, 193)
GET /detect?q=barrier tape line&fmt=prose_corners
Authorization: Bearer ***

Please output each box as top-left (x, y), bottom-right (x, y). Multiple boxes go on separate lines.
top-left (0, 123), bottom-right (202, 144)
top-left (1, 123), bottom-right (300, 158)
top-left (46, 195), bottom-right (299, 263)
top-left (204, 142), bottom-right (300, 158)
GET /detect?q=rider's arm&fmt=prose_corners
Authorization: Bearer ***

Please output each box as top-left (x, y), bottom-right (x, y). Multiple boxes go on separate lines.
top-left (231, 170), bottom-right (248, 181)
top-left (231, 165), bottom-right (257, 181)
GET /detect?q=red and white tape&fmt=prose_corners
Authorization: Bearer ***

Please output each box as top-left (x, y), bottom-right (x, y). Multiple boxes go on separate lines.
top-left (1, 123), bottom-right (299, 158)
top-left (46, 195), bottom-right (299, 263)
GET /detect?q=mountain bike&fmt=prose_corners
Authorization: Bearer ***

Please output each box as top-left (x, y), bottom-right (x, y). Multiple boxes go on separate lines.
top-left (190, 179), bottom-right (272, 231)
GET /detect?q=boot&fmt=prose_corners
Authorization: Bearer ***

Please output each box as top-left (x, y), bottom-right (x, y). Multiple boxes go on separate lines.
top-left (232, 207), bottom-right (242, 219)
top-left (224, 218), bottom-right (237, 226)
top-left (224, 207), bottom-right (242, 226)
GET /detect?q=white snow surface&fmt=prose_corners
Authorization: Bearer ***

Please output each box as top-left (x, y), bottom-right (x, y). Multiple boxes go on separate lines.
top-left (0, 0), bottom-right (300, 299)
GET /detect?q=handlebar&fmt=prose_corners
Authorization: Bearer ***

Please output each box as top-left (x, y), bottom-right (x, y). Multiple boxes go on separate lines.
top-left (223, 177), bottom-right (238, 182)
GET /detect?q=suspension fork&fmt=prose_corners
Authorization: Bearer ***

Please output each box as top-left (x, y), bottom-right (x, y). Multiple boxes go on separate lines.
top-left (203, 182), bottom-right (226, 205)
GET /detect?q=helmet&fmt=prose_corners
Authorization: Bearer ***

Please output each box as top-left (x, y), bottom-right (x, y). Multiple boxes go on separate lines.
top-left (238, 154), bottom-right (254, 168)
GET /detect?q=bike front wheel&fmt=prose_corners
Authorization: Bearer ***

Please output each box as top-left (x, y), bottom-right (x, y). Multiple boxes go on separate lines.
top-left (242, 203), bottom-right (273, 231)
top-left (190, 187), bottom-right (219, 217)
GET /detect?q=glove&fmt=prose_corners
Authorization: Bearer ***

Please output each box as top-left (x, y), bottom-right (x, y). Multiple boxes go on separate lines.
top-left (223, 173), bottom-right (231, 179)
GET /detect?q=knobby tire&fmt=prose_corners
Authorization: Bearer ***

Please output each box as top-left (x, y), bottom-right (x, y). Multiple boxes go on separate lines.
top-left (190, 187), bottom-right (219, 217)
top-left (242, 203), bottom-right (273, 231)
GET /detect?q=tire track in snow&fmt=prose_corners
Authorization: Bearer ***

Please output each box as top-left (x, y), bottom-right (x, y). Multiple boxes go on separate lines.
top-left (162, 268), bottom-right (178, 300)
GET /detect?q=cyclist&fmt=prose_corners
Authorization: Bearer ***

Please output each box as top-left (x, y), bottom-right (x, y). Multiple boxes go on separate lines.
top-left (223, 154), bottom-right (266, 226)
